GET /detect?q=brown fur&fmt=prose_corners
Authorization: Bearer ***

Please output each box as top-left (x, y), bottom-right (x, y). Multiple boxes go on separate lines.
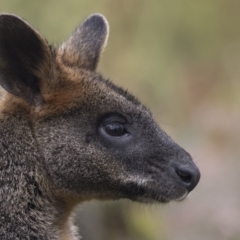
top-left (0, 13), bottom-right (200, 239)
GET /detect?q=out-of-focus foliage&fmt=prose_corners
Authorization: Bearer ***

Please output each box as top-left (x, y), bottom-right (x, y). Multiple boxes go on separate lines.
top-left (1, 1), bottom-right (240, 240)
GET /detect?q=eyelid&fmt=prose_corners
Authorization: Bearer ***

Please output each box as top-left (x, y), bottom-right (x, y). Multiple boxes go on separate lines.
top-left (103, 120), bottom-right (125, 126)
top-left (103, 122), bottom-right (127, 136)
top-left (102, 116), bottom-right (127, 125)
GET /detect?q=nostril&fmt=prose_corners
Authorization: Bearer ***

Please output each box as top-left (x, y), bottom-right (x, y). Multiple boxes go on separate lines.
top-left (174, 165), bottom-right (200, 192)
top-left (175, 168), bottom-right (192, 184)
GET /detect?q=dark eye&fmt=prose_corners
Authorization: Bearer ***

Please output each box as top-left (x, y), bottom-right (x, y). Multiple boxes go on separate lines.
top-left (103, 122), bottom-right (127, 137)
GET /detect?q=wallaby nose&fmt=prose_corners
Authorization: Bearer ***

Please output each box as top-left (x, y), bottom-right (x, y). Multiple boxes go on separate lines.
top-left (174, 164), bottom-right (200, 192)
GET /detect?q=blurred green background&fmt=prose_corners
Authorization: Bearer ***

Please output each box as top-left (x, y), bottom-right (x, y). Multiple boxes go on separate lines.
top-left (1, 0), bottom-right (240, 239)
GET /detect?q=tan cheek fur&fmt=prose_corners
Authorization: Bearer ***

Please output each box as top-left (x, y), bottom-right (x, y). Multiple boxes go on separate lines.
top-left (36, 55), bottom-right (102, 118)
top-left (0, 64), bottom-right (87, 119)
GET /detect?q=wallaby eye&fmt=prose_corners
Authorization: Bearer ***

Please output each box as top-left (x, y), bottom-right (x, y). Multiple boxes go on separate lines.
top-left (98, 114), bottom-right (131, 146)
top-left (103, 122), bottom-right (127, 137)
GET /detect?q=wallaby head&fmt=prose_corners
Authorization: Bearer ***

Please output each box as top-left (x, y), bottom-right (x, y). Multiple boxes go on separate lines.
top-left (0, 13), bottom-right (200, 239)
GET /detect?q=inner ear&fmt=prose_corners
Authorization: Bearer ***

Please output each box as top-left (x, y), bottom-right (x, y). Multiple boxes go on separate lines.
top-left (0, 14), bottom-right (53, 105)
top-left (59, 14), bottom-right (109, 71)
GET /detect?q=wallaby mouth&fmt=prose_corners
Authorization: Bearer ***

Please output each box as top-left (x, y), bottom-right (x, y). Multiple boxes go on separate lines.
top-left (120, 160), bottom-right (200, 204)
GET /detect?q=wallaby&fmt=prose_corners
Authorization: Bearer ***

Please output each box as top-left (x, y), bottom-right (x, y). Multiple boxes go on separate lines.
top-left (0, 13), bottom-right (200, 240)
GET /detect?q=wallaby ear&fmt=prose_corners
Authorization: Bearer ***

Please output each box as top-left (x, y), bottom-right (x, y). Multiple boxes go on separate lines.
top-left (0, 14), bottom-right (53, 104)
top-left (60, 14), bottom-right (109, 71)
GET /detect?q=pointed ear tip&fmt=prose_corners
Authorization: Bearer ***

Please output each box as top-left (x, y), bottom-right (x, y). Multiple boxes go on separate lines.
top-left (87, 13), bottom-right (109, 32)
top-left (0, 14), bottom-right (29, 29)
top-left (0, 13), bottom-right (22, 21)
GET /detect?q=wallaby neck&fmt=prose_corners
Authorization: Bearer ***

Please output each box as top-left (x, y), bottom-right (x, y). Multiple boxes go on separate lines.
top-left (0, 114), bottom-right (76, 239)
